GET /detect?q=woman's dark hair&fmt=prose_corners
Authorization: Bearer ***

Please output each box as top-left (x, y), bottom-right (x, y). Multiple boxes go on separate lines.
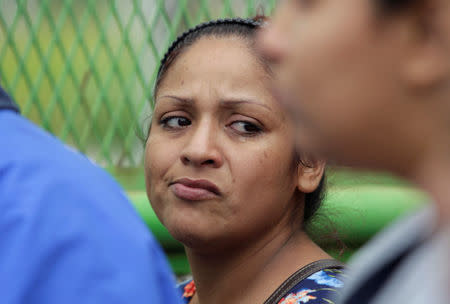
top-left (153, 17), bottom-right (325, 224)
top-left (304, 174), bottom-right (326, 223)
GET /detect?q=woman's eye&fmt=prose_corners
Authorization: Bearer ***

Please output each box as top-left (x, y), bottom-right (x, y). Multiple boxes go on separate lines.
top-left (160, 116), bottom-right (191, 129)
top-left (229, 121), bottom-right (262, 136)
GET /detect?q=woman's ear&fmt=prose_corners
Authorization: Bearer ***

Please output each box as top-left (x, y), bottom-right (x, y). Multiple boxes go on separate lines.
top-left (296, 156), bottom-right (326, 194)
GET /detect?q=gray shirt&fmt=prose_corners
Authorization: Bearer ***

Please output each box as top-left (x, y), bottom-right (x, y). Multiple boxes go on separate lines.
top-left (338, 205), bottom-right (449, 303)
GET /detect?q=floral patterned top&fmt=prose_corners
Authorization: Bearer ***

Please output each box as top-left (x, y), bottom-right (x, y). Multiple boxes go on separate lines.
top-left (178, 260), bottom-right (345, 304)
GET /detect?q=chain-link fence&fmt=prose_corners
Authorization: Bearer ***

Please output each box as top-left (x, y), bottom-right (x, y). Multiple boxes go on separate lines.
top-left (0, 0), bottom-right (276, 170)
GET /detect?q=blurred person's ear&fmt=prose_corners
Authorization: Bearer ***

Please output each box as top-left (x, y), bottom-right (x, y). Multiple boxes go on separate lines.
top-left (401, 0), bottom-right (450, 89)
top-left (296, 157), bottom-right (325, 194)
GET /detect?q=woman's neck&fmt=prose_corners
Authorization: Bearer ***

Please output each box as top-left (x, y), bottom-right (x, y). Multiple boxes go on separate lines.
top-left (185, 223), bottom-right (330, 304)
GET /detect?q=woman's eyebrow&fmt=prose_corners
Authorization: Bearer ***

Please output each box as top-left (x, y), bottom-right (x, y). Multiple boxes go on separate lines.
top-left (219, 98), bottom-right (272, 111)
top-left (157, 95), bottom-right (193, 104)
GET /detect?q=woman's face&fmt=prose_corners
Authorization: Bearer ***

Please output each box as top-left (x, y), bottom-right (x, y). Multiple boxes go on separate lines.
top-left (145, 37), bottom-right (304, 252)
top-left (258, 0), bottom-right (431, 169)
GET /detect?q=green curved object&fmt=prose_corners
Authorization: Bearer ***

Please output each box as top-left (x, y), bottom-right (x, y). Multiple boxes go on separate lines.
top-left (307, 186), bottom-right (427, 246)
top-left (128, 186), bottom-right (428, 274)
top-left (129, 192), bottom-right (182, 250)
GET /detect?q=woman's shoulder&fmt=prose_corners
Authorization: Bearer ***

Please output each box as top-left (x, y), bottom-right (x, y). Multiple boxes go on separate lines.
top-left (277, 267), bottom-right (345, 304)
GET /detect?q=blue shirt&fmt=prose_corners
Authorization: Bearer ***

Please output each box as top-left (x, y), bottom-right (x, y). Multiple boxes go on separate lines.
top-left (0, 87), bottom-right (181, 304)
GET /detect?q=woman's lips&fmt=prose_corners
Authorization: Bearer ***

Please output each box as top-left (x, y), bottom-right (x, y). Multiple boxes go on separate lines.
top-left (170, 178), bottom-right (221, 201)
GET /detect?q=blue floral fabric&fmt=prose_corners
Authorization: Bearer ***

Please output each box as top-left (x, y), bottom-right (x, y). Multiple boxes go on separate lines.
top-left (179, 268), bottom-right (344, 304)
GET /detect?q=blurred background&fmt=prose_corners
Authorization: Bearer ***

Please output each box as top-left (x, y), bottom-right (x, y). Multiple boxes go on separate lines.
top-left (0, 0), bottom-right (427, 275)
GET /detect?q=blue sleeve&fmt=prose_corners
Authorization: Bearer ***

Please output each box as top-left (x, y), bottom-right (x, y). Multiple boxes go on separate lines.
top-left (0, 112), bottom-right (181, 304)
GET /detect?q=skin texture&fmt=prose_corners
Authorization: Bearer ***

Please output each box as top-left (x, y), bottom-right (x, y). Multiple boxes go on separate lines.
top-left (145, 36), bottom-right (328, 304)
top-left (258, 0), bottom-right (450, 221)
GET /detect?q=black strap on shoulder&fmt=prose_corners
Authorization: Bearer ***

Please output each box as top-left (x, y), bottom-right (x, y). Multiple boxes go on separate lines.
top-left (264, 259), bottom-right (345, 304)
top-left (0, 86), bottom-right (20, 113)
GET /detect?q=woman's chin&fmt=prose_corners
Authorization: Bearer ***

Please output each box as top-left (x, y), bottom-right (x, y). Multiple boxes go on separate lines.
top-left (168, 223), bottom-right (217, 248)
top-left (164, 218), bottom-right (232, 252)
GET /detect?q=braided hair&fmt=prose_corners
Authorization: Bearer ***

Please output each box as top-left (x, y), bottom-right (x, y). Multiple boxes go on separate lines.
top-left (155, 17), bottom-right (265, 97)
top-left (152, 17), bottom-right (325, 225)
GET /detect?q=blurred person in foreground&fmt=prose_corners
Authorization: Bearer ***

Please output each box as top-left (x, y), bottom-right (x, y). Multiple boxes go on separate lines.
top-left (258, 0), bottom-right (450, 303)
top-left (0, 85), bottom-right (180, 304)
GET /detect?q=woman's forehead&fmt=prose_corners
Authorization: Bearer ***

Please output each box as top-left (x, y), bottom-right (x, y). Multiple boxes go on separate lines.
top-left (173, 37), bottom-right (263, 77)
top-left (156, 37), bottom-right (273, 101)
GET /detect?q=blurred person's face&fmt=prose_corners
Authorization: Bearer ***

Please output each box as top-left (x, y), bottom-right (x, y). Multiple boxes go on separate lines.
top-left (258, 0), bottom-right (450, 173)
top-left (145, 37), bottom-right (324, 253)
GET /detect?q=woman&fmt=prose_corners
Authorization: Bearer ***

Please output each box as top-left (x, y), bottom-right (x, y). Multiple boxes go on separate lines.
top-left (258, 0), bottom-right (450, 303)
top-left (145, 18), bottom-right (344, 304)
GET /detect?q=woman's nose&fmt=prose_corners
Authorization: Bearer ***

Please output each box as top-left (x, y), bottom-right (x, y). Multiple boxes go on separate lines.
top-left (180, 122), bottom-right (223, 168)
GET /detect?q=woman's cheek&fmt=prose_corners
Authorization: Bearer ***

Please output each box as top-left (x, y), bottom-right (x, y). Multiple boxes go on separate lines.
top-left (243, 149), bottom-right (281, 188)
top-left (148, 136), bottom-right (175, 174)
